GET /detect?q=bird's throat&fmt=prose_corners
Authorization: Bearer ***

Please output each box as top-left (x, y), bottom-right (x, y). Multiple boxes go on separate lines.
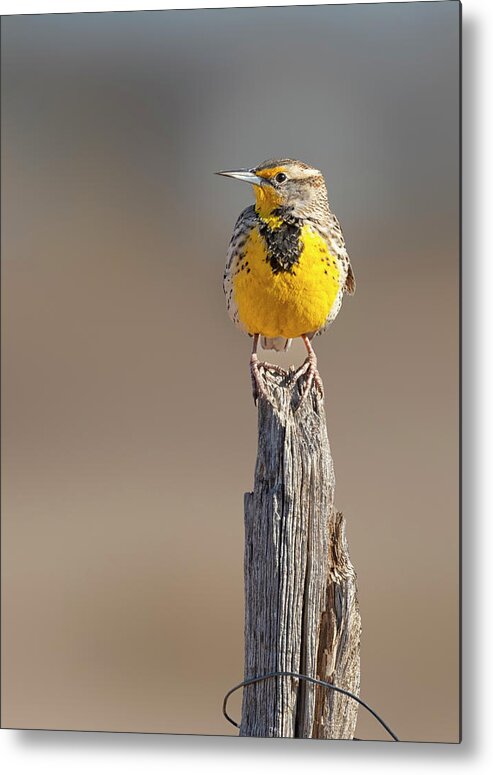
top-left (253, 185), bottom-right (283, 223)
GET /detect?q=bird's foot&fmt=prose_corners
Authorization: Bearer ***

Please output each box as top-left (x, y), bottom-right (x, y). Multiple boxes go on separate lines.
top-left (294, 353), bottom-right (324, 408)
top-left (249, 355), bottom-right (286, 405)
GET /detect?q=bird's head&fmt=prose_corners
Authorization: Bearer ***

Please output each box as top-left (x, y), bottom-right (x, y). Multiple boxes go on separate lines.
top-left (216, 159), bottom-right (329, 221)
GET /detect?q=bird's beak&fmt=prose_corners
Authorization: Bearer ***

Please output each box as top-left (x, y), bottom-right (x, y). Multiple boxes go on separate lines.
top-left (215, 169), bottom-right (264, 186)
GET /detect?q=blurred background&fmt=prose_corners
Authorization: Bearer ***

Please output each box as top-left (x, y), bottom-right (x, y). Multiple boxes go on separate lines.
top-left (1, 3), bottom-right (459, 742)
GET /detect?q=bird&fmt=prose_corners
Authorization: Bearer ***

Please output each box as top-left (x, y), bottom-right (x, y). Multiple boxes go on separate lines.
top-left (216, 158), bottom-right (355, 405)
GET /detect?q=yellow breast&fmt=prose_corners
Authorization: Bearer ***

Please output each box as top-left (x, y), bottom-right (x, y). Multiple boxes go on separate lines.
top-left (232, 223), bottom-right (342, 339)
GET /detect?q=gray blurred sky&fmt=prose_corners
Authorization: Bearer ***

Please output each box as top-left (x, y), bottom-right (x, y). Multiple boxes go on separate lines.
top-left (2, 2), bottom-right (459, 268)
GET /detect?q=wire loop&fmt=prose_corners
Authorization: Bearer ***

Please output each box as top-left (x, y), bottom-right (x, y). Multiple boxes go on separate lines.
top-left (222, 670), bottom-right (399, 741)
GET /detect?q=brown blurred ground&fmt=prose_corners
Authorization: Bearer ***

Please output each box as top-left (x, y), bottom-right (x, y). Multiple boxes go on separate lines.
top-left (1, 4), bottom-right (459, 741)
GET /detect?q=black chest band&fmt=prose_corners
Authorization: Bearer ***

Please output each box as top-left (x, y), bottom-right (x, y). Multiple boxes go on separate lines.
top-left (258, 211), bottom-right (303, 274)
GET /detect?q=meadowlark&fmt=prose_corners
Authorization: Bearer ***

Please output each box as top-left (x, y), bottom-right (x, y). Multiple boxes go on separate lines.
top-left (217, 159), bottom-right (355, 404)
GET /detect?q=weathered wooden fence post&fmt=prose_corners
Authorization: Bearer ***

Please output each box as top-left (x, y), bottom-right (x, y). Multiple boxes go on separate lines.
top-left (240, 365), bottom-right (361, 738)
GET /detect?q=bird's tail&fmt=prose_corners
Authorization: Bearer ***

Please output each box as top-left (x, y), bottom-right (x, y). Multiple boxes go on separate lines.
top-left (261, 336), bottom-right (292, 352)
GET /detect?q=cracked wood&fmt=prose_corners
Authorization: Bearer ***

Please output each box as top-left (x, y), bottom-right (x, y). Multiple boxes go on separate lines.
top-left (240, 366), bottom-right (361, 738)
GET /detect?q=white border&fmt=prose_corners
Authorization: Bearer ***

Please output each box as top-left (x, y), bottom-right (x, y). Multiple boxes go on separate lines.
top-left (0, 0), bottom-right (453, 15)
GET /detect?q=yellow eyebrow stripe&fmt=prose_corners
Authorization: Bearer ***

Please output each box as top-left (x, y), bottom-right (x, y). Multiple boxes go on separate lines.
top-left (256, 166), bottom-right (287, 180)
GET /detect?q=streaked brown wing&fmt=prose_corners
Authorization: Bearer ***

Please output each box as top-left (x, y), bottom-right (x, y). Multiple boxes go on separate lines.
top-left (344, 261), bottom-right (356, 295)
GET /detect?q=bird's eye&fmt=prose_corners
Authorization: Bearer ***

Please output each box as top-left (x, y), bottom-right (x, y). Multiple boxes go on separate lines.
top-left (275, 172), bottom-right (287, 183)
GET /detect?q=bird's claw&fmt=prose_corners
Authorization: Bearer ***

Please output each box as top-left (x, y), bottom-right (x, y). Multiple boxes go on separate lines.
top-left (250, 355), bottom-right (286, 406)
top-left (294, 354), bottom-right (324, 409)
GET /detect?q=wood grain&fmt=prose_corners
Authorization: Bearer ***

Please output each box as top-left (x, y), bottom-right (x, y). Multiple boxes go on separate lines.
top-left (240, 365), bottom-right (361, 738)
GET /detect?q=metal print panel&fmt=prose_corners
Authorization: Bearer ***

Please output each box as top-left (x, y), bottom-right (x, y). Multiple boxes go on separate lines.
top-left (1, 1), bottom-right (460, 742)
